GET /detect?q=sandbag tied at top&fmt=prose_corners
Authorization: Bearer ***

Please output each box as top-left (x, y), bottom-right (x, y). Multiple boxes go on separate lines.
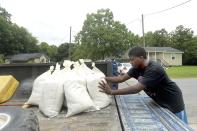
top-left (61, 60), bottom-right (74, 107)
top-left (25, 65), bottom-right (54, 106)
top-left (63, 62), bottom-right (97, 117)
top-left (85, 62), bottom-right (112, 109)
top-left (62, 60), bottom-right (73, 69)
top-left (75, 60), bottom-right (112, 109)
top-left (39, 63), bottom-right (65, 118)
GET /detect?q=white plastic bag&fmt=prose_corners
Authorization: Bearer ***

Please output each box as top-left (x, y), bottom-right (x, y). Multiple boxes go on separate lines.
top-left (85, 62), bottom-right (112, 109)
top-left (39, 77), bottom-right (64, 117)
top-left (77, 60), bottom-right (111, 109)
top-left (39, 63), bottom-right (64, 117)
top-left (61, 60), bottom-right (73, 107)
top-left (26, 65), bottom-right (54, 105)
top-left (63, 62), bottom-right (97, 117)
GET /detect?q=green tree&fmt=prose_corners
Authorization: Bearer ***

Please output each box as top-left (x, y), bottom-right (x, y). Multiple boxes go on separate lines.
top-left (144, 31), bottom-right (154, 46)
top-left (48, 45), bottom-right (58, 62)
top-left (170, 25), bottom-right (197, 64)
top-left (145, 29), bottom-right (169, 47)
top-left (0, 6), bottom-right (39, 55)
top-left (39, 42), bottom-right (58, 62)
top-left (56, 43), bottom-right (74, 62)
top-left (74, 8), bottom-right (136, 60)
top-left (0, 16), bottom-right (13, 54)
top-left (188, 37), bottom-right (197, 64)
top-left (39, 42), bottom-right (50, 54)
top-left (0, 6), bottom-right (11, 22)
top-left (17, 26), bottom-right (39, 53)
top-left (71, 43), bottom-right (88, 61)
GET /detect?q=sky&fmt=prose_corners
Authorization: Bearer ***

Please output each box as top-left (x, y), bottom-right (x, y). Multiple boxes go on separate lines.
top-left (0, 0), bottom-right (196, 46)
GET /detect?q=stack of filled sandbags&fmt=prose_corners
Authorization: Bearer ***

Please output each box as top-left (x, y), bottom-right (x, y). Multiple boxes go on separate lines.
top-left (24, 59), bottom-right (112, 118)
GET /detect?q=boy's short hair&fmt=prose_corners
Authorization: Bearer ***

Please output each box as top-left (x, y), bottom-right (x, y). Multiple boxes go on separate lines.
top-left (128, 47), bottom-right (147, 59)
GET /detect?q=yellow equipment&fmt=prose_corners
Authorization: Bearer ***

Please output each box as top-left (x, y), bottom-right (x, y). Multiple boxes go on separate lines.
top-left (0, 75), bottom-right (19, 103)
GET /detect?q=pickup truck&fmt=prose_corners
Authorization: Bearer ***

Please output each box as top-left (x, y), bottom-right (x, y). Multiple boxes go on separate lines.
top-left (0, 63), bottom-right (193, 131)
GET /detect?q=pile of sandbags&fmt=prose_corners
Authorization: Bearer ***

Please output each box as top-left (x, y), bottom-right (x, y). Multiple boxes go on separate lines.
top-left (24, 60), bottom-right (112, 118)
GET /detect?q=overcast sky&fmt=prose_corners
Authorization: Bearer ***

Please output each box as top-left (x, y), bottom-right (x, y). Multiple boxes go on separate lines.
top-left (0, 0), bottom-right (196, 46)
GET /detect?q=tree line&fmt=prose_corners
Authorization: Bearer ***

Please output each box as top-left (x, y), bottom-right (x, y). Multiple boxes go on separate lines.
top-left (0, 7), bottom-right (197, 64)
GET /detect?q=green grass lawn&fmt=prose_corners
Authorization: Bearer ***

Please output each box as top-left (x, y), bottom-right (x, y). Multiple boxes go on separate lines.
top-left (166, 66), bottom-right (197, 78)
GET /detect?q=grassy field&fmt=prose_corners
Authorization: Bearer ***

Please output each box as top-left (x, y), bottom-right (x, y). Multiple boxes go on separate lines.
top-left (166, 66), bottom-right (197, 78)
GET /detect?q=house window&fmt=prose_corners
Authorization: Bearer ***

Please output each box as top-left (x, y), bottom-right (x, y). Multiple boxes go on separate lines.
top-left (171, 53), bottom-right (176, 60)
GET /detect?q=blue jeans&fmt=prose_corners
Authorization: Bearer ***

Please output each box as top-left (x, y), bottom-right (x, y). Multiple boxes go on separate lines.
top-left (175, 109), bottom-right (188, 124)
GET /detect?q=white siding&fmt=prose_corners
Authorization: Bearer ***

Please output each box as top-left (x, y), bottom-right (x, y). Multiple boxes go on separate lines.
top-left (164, 53), bottom-right (182, 66)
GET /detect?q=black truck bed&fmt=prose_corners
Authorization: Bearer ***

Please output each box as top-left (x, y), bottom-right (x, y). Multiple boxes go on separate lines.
top-left (0, 63), bottom-right (194, 131)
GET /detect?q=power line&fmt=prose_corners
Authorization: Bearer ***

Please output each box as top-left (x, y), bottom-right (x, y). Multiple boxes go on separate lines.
top-left (126, 18), bottom-right (140, 25)
top-left (141, 0), bottom-right (191, 47)
top-left (145, 0), bottom-right (192, 16)
top-left (126, 0), bottom-right (192, 26)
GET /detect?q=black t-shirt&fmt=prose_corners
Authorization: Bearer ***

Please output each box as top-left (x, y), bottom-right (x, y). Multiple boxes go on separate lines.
top-left (127, 61), bottom-right (184, 113)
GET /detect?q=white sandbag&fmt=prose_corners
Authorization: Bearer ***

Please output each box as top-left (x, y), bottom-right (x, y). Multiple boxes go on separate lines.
top-left (78, 63), bottom-right (100, 112)
top-left (64, 63), bottom-right (97, 117)
top-left (39, 76), bottom-right (64, 117)
top-left (63, 60), bottom-right (73, 68)
top-left (86, 73), bottom-right (112, 109)
top-left (39, 63), bottom-right (65, 117)
top-left (86, 62), bottom-right (112, 109)
top-left (78, 59), bottom-right (95, 76)
top-left (26, 65), bottom-right (54, 105)
top-left (77, 61), bottom-right (111, 109)
top-left (61, 60), bottom-right (73, 107)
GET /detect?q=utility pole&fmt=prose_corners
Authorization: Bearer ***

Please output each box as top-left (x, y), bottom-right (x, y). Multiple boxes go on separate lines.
top-left (69, 26), bottom-right (72, 43)
top-left (142, 14), bottom-right (145, 47)
top-left (69, 26), bottom-right (72, 59)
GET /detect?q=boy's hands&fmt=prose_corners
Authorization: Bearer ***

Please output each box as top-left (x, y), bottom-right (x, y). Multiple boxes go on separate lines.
top-left (98, 80), bottom-right (113, 95)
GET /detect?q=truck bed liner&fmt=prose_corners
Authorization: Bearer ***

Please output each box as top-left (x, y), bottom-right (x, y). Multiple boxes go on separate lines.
top-left (0, 98), bottom-right (122, 131)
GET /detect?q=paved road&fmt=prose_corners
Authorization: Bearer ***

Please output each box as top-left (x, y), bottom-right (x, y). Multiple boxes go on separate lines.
top-left (123, 78), bottom-right (197, 130)
top-left (173, 78), bottom-right (197, 130)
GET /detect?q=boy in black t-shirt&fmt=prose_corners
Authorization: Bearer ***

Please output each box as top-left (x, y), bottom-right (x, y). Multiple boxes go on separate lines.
top-left (99, 47), bottom-right (188, 124)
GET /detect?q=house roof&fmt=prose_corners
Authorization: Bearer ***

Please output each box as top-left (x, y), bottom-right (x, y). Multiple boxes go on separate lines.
top-left (144, 47), bottom-right (183, 53)
top-left (8, 53), bottom-right (48, 62)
